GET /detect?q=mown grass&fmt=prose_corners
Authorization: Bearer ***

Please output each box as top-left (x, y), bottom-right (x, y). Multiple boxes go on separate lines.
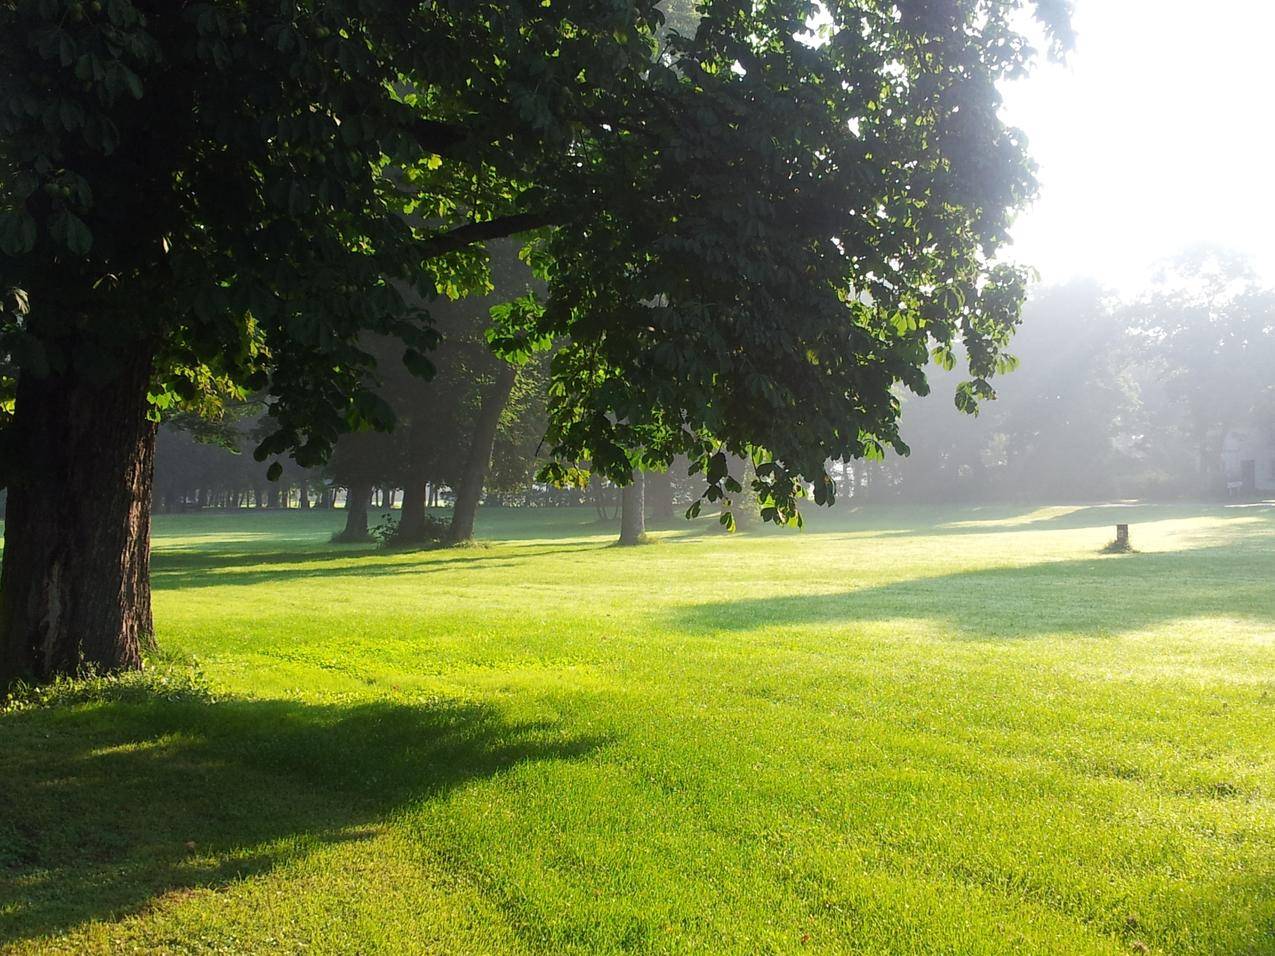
top-left (1, 503), bottom-right (1273, 954)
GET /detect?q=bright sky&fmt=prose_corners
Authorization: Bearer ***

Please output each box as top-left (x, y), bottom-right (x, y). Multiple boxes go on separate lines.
top-left (999, 0), bottom-right (1275, 292)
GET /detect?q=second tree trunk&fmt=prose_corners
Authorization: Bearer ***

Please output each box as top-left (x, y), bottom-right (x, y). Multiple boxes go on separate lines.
top-left (619, 471), bottom-right (646, 545)
top-left (449, 364), bottom-right (517, 544)
top-left (336, 480), bottom-right (372, 542)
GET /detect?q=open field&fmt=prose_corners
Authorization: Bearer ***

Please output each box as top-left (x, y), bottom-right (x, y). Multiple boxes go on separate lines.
top-left (1, 503), bottom-right (1273, 954)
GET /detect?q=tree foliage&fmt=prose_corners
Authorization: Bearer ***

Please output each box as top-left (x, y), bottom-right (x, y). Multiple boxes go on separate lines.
top-left (519, 0), bottom-right (1069, 519)
top-left (2, 0), bottom-right (1069, 523)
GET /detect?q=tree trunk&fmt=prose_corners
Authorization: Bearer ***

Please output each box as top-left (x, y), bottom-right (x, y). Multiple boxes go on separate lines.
top-left (619, 471), bottom-right (646, 545)
top-left (396, 418), bottom-right (432, 542)
top-left (395, 426), bottom-right (432, 544)
top-left (449, 364), bottom-right (516, 544)
top-left (732, 457), bottom-right (759, 530)
top-left (397, 481), bottom-right (427, 541)
top-left (1, 353), bottom-right (156, 686)
top-left (336, 480), bottom-right (372, 542)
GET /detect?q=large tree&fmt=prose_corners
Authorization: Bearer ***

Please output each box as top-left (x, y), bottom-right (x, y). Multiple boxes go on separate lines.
top-left (1, 0), bottom-right (1068, 684)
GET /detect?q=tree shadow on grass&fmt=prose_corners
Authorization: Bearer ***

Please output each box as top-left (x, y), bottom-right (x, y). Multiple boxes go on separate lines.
top-left (149, 542), bottom-right (604, 591)
top-left (0, 687), bottom-right (607, 948)
top-left (670, 543), bottom-right (1275, 640)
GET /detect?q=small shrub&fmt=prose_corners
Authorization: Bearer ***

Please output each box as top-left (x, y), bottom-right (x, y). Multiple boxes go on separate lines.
top-left (373, 512), bottom-right (451, 549)
top-left (370, 511), bottom-right (400, 547)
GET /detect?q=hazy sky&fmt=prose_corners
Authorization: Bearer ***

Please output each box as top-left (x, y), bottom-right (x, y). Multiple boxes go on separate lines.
top-left (999, 0), bottom-right (1275, 291)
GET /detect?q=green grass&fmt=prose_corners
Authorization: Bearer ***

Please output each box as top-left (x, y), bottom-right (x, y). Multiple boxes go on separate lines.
top-left (1, 503), bottom-right (1273, 954)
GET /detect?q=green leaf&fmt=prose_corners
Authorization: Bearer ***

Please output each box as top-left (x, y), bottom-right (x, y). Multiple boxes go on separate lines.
top-left (123, 68), bottom-right (143, 99)
top-left (64, 213), bottom-right (92, 256)
top-left (402, 349), bottom-right (435, 379)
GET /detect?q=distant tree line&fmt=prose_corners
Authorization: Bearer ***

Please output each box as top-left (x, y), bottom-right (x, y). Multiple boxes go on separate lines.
top-left (842, 250), bottom-right (1275, 504)
top-left (161, 248), bottom-right (1274, 523)
top-left (156, 411), bottom-right (704, 534)
top-left (153, 241), bottom-right (708, 542)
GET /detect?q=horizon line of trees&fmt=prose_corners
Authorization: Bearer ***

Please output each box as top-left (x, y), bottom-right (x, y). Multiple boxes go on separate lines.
top-left (849, 247), bottom-right (1275, 505)
top-left (156, 247), bottom-right (1275, 522)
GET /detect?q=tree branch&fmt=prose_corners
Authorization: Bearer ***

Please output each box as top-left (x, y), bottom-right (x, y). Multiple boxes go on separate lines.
top-left (418, 210), bottom-right (563, 260)
top-left (412, 119), bottom-right (471, 157)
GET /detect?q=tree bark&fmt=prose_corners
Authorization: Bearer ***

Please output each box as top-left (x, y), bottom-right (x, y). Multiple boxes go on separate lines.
top-left (619, 471), bottom-right (646, 545)
top-left (397, 479), bottom-right (427, 541)
top-left (396, 415), bottom-right (434, 543)
top-left (449, 364), bottom-right (516, 544)
top-left (335, 480), bottom-right (372, 542)
top-left (0, 353), bottom-right (157, 686)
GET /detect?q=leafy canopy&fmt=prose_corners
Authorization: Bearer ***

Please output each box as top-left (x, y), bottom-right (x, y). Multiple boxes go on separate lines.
top-left (1, 0), bottom-right (1069, 519)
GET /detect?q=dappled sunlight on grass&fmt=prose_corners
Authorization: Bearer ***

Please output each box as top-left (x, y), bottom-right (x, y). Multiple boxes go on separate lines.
top-left (939, 503), bottom-right (1093, 528)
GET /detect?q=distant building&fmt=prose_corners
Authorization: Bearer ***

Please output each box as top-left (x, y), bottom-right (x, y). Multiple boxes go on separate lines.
top-left (1221, 424), bottom-right (1275, 495)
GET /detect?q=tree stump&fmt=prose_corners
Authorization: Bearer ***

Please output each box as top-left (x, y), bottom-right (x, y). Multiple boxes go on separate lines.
top-left (1101, 523), bottom-right (1133, 554)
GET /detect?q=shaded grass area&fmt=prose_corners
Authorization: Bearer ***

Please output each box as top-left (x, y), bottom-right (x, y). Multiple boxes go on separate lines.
top-left (2, 503), bottom-right (1274, 953)
top-left (674, 543), bottom-right (1275, 638)
top-left (0, 685), bottom-right (602, 946)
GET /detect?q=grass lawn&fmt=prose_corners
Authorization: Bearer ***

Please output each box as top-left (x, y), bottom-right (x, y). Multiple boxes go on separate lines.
top-left (1, 502), bottom-right (1273, 954)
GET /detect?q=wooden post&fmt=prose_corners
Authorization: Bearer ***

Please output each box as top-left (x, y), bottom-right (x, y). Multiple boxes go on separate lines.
top-left (1115, 524), bottom-right (1129, 549)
